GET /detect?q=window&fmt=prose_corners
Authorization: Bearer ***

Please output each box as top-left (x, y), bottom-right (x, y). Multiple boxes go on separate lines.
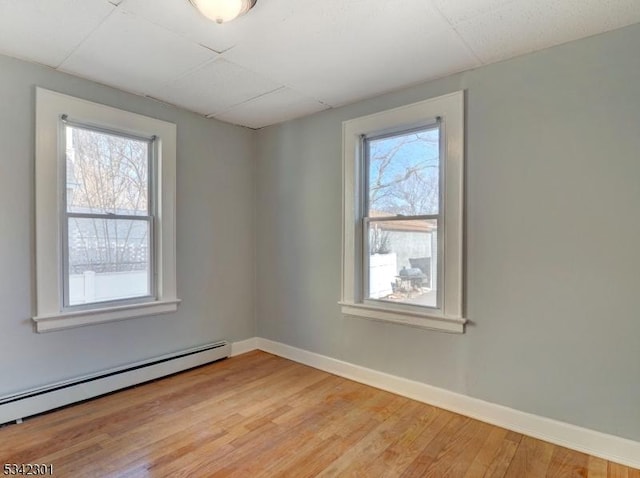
top-left (34, 88), bottom-right (179, 332)
top-left (64, 122), bottom-right (154, 307)
top-left (340, 91), bottom-right (465, 333)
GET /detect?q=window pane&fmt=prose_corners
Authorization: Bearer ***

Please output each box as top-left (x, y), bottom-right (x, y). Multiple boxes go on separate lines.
top-left (367, 127), bottom-right (439, 216)
top-left (67, 218), bottom-right (151, 306)
top-left (367, 219), bottom-right (437, 308)
top-left (65, 125), bottom-right (149, 216)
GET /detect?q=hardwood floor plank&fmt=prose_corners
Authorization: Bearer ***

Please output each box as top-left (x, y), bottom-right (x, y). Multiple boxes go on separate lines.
top-left (257, 381), bottom-right (397, 477)
top-left (483, 434), bottom-right (521, 478)
top-left (462, 426), bottom-right (510, 477)
top-left (275, 423), bottom-right (380, 478)
top-left (504, 435), bottom-right (555, 477)
top-left (609, 462), bottom-right (630, 478)
top-left (398, 413), bottom-right (470, 476)
top-left (273, 392), bottom-right (402, 478)
top-left (315, 399), bottom-right (422, 477)
top-left (587, 456), bottom-right (609, 478)
top-left (505, 430), bottom-right (523, 443)
top-left (1, 351), bottom-right (638, 477)
top-left (358, 405), bottom-right (453, 477)
top-left (421, 418), bottom-right (494, 477)
top-left (546, 445), bottom-right (589, 477)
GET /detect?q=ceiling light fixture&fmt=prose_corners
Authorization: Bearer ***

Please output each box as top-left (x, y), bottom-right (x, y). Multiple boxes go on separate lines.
top-left (189, 0), bottom-right (257, 24)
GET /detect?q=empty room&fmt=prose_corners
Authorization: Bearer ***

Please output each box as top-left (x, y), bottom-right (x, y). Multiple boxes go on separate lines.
top-left (1, 0), bottom-right (639, 476)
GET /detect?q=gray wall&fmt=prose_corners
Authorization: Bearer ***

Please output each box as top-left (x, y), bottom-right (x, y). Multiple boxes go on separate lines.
top-left (2, 23), bottom-right (639, 443)
top-left (0, 55), bottom-right (256, 396)
top-left (255, 24), bottom-right (640, 441)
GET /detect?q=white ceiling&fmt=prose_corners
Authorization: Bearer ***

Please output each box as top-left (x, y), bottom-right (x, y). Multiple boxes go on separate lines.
top-left (1, 0), bottom-right (639, 129)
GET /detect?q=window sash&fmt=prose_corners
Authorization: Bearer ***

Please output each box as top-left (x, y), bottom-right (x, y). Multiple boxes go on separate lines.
top-left (361, 123), bottom-right (444, 312)
top-left (362, 216), bottom-right (442, 310)
top-left (61, 121), bottom-right (157, 310)
top-left (363, 122), bottom-right (441, 219)
top-left (62, 215), bottom-right (156, 309)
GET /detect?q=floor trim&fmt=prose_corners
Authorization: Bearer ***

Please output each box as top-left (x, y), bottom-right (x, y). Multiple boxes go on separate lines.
top-left (230, 337), bottom-right (259, 357)
top-left (234, 337), bottom-right (640, 469)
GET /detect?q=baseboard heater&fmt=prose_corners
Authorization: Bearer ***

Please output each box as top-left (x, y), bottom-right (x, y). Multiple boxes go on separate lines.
top-left (0, 341), bottom-right (230, 426)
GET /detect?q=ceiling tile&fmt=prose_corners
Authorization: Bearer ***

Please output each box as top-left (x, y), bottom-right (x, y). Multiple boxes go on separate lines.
top-left (1, 0), bottom-right (638, 128)
top-left (432, 0), bottom-right (518, 24)
top-left (213, 87), bottom-right (328, 129)
top-left (223, 0), bottom-right (480, 107)
top-left (0, 0), bottom-right (115, 67)
top-left (454, 0), bottom-right (640, 63)
top-left (59, 9), bottom-right (217, 95)
top-left (149, 58), bottom-right (281, 116)
top-left (118, 0), bottom-right (249, 52)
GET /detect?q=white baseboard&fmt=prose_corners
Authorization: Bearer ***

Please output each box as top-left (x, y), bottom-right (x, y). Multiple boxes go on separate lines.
top-left (251, 337), bottom-right (640, 469)
top-left (230, 337), bottom-right (259, 357)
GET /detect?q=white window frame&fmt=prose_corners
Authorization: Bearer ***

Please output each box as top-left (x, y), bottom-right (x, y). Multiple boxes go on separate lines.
top-left (340, 91), bottom-right (466, 333)
top-left (33, 88), bottom-right (180, 332)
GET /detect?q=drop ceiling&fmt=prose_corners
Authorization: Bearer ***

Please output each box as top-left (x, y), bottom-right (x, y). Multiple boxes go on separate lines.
top-left (1, 0), bottom-right (639, 129)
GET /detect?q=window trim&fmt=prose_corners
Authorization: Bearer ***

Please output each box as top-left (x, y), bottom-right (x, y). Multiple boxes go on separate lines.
top-left (33, 88), bottom-right (180, 332)
top-left (340, 91), bottom-right (466, 333)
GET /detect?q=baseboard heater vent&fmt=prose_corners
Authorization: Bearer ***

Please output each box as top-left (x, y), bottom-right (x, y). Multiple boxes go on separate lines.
top-left (0, 341), bottom-right (230, 425)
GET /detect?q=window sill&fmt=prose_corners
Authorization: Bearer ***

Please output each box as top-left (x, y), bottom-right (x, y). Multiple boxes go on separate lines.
top-left (32, 299), bottom-right (181, 333)
top-left (339, 301), bottom-right (466, 333)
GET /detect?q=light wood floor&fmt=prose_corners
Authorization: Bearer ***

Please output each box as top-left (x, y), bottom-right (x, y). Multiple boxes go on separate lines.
top-left (1, 351), bottom-right (638, 477)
